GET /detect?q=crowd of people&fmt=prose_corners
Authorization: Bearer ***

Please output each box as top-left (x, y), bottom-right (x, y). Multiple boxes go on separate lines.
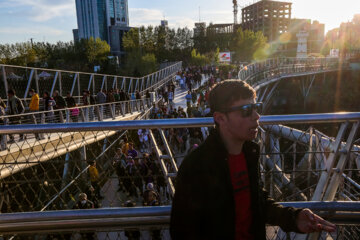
top-left (0, 87), bottom-right (151, 144)
top-left (70, 65), bottom-right (228, 239)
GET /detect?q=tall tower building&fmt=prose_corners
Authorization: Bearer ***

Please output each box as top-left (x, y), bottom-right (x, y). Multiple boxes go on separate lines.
top-left (74, 0), bottom-right (130, 56)
top-left (107, 0), bottom-right (129, 27)
top-left (75, 0), bottom-right (108, 41)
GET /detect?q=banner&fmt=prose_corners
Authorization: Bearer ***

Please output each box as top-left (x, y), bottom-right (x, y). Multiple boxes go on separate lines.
top-left (219, 52), bottom-right (231, 62)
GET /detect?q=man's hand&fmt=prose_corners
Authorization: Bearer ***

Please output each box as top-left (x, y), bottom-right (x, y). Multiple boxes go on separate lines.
top-left (297, 208), bottom-right (336, 233)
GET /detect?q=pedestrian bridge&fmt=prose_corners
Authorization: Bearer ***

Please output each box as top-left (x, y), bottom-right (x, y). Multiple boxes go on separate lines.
top-left (1, 58), bottom-right (360, 240)
top-left (0, 62), bottom-right (182, 178)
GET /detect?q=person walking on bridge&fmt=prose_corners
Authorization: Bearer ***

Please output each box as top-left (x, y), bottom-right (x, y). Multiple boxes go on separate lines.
top-left (53, 90), bottom-right (66, 123)
top-left (7, 89), bottom-right (25, 143)
top-left (170, 80), bottom-right (336, 240)
top-left (28, 89), bottom-right (40, 140)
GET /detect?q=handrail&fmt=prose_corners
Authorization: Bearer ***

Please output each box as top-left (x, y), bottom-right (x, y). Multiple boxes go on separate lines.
top-left (238, 57), bottom-right (342, 83)
top-left (0, 98), bottom-right (151, 120)
top-left (0, 112), bottom-right (360, 134)
top-left (0, 61), bottom-right (182, 79)
top-left (0, 202), bottom-right (359, 234)
top-left (0, 62), bottom-right (182, 101)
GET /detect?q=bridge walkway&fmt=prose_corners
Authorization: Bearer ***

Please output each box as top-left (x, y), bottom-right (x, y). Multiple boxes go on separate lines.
top-left (97, 76), bottom-right (207, 240)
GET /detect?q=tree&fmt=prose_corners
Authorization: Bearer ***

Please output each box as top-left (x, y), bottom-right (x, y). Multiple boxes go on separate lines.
top-left (190, 49), bottom-right (210, 66)
top-left (84, 37), bottom-right (111, 65)
top-left (231, 28), bottom-right (268, 62)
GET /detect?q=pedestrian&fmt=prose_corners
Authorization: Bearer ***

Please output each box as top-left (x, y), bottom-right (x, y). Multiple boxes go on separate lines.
top-left (124, 200), bottom-right (140, 240)
top-left (27, 89), bottom-right (41, 139)
top-left (89, 161), bottom-right (103, 200)
top-left (53, 90), bottom-right (66, 123)
top-left (121, 137), bottom-right (130, 156)
top-left (168, 91), bottom-right (174, 106)
top-left (191, 90), bottom-right (197, 105)
top-left (73, 193), bottom-right (95, 240)
top-left (113, 148), bottom-right (126, 192)
top-left (135, 90), bottom-right (141, 100)
top-left (96, 89), bottom-right (107, 104)
top-left (143, 183), bottom-right (161, 240)
top-left (185, 91), bottom-right (192, 109)
top-left (65, 92), bottom-right (78, 122)
top-left (42, 91), bottom-right (56, 123)
top-left (170, 79), bottom-right (336, 239)
top-left (143, 182), bottom-right (160, 206)
top-left (127, 142), bottom-right (138, 159)
top-left (7, 89), bottom-right (25, 143)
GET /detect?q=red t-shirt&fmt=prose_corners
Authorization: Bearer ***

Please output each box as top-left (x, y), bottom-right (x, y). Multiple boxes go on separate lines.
top-left (228, 152), bottom-right (253, 240)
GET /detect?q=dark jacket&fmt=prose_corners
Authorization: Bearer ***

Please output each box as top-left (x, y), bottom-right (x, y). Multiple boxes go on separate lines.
top-left (54, 95), bottom-right (66, 109)
top-left (170, 129), bottom-right (302, 240)
top-left (73, 200), bottom-right (94, 209)
top-left (65, 96), bottom-right (76, 108)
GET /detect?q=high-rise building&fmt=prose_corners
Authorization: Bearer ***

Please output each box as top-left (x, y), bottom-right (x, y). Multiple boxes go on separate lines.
top-left (73, 0), bottom-right (130, 56)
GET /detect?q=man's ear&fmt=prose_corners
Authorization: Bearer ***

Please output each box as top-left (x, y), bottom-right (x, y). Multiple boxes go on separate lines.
top-left (213, 112), bottom-right (226, 126)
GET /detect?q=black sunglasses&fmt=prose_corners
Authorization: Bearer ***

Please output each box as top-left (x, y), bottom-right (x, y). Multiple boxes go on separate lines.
top-left (222, 102), bottom-right (263, 117)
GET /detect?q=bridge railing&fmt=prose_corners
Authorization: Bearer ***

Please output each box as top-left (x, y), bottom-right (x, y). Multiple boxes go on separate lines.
top-left (0, 113), bottom-right (360, 206)
top-left (238, 57), bottom-right (344, 84)
top-left (0, 98), bottom-right (154, 150)
top-left (0, 61), bottom-right (182, 101)
top-left (0, 202), bottom-right (359, 239)
top-left (0, 113), bottom-right (360, 239)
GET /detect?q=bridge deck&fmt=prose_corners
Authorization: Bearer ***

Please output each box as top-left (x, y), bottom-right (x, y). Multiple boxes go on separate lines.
top-left (0, 111), bottom-right (143, 179)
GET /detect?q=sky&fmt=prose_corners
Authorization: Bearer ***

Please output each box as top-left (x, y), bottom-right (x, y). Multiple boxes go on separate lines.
top-left (0, 0), bottom-right (359, 44)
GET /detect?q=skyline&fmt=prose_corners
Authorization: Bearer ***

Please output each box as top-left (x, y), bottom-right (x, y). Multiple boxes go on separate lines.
top-left (0, 0), bottom-right (359, 44)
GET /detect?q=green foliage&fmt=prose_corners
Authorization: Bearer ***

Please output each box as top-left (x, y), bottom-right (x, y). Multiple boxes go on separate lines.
top-left (0, 38), bottom-right (111, 72)
top-left (140, 54), bottom-right (157, 75)
top-left (120, 51), bottom-right (158, 77)
top-left (190, 49), bottom-right (210, 66)
top-left (84, 37), bottom-right (111, 65)
top-left (122, 25), bottom-right (193, 74)
top-left (218, 64), bottom-right (237, 75)
top-left (231, 28), bottom-right (269, 62)
top-left (123, 26), bottom-right (193, 62)
top-left (123, 28), bottom-right (140, 51)
top-left (0, 42), bottom-right (37, 66)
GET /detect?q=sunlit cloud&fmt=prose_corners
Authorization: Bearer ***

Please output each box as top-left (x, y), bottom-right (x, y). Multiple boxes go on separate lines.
top-left (0, 26), bottom-right (66, 36)
top-left (129, 8), bottom-right (164, 27)
top-left (6, 0), bottom-right (76, 22)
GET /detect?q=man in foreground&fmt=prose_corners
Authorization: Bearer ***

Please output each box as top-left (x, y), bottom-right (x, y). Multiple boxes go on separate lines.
top-left (170, 80), bottom-right (336, 239)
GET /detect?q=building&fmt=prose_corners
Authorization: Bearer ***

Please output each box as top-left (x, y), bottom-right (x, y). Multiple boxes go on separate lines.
top-left (73, 0), bottom-right (130, 57)
top-left (193, 22), bottom-right (207, 37)
top-left (207, 23), bottom-right (238, 35)
top-left (161, 20), bottom-right (168, 27)
top-left (286, 19), bottom-right (325, 57)
top-left (241, 0), bottom-right (292, 42)
top-left (72, 29), bottom-right (79, 42)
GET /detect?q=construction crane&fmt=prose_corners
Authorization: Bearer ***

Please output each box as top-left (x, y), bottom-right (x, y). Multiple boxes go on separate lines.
top-left (233, 0), bottom-right (238, 25)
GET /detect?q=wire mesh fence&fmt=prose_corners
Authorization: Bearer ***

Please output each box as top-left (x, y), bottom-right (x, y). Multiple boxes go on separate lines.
top-left (2, 223), bottom-right (359, 240)
top-left (0, 114), bottom-right (360, 239)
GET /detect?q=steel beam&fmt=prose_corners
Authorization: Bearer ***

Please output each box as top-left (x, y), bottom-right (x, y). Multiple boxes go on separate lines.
top-left (1, 66), bottom-right (8, 95)
top-left (50, 71), bottom-right (59, 97)
top-left (24, 69), bottom-right (34, 101)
